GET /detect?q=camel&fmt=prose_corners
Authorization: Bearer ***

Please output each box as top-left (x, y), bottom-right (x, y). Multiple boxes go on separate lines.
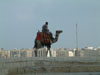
top-left (33, 30), bottom-right (63, 57)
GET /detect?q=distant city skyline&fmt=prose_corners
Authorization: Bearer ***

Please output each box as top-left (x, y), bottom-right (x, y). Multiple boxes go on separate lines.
top-left (0, 0), bottom-right (100, 50)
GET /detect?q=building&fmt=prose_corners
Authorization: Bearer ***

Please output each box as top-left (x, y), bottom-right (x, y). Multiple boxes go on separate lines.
top-left (52, 50), bottom-right (56, 57)
top-left (74, 46), bottom-right (100, 57)
top-left (69, 51), bottom-right (74, 57)
top-left (10, 48), bottom-right (20, 58)
top-left (0, 47), bottom-right (100, 58)
top-left (82, 46), bottom-right (94, 50)
top-left (0, 48), bottom-right (10, 58)
top-left (20, 48), bottom-right (32, 57)
top-left (82, 47), bottom-right (100, 57)
top-left (73, 48), bottom-right (84, 56)
top-left (53, 48), bottom-right (69, 57)
top-left (36, 48), bottom-right (47, 57)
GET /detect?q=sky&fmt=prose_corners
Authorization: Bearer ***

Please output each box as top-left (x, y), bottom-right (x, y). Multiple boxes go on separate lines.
top-left (0, 0), bottom-right (100, 50)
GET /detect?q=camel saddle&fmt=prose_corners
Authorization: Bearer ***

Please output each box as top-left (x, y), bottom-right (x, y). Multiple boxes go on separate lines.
top-left (36, 31), bottom-right (51, 44)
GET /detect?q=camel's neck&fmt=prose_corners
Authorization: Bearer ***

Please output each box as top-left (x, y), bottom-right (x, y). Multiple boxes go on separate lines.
top-left (55, 33), bottom-right (59, 41)
top-left (52, 30), bottom-right (62, 43)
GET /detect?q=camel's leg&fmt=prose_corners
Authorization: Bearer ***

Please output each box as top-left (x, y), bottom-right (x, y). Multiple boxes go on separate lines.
top-left (34, 40), bottom-right (43, 57)
top-left (46, 50), bottom-right (48, 57)
top-left (46, 47), bottom-right (52, 57)
top-left (34, 50), bottom-right (37, 57)
top-left (46, 43), bottom-right (52, 57)
top-left (49, 50), bottom-right (52, 57)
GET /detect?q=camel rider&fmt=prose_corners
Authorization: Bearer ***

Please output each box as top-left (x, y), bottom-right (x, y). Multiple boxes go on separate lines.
top-left (42, 22), bottom-right (54, 43)
top-left (42, 22), bottom-right (49, 34)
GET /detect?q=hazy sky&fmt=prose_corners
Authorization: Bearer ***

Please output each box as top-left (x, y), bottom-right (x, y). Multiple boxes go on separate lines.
top-left (0, 0), bottom-right (100, 50)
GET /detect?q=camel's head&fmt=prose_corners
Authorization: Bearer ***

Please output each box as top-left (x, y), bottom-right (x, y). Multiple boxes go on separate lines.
top-left (56, 30), bottom-right (63, 34)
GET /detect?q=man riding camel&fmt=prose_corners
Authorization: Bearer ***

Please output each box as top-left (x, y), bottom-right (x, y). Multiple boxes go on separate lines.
top-left (35, 22), bottom-right (62, 45)
top-left (42, 22), bottom-right (50, 34)
top-left (42, 22), bottom-right (54, 43)
top-left (41, 22), bottom-right (62, 43)
top-left (34, 22), bottom-right (63, 57)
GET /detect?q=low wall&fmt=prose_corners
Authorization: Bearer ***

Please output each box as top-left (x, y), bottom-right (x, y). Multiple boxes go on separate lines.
top-left (0, 56), bottom-right (100, 75)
